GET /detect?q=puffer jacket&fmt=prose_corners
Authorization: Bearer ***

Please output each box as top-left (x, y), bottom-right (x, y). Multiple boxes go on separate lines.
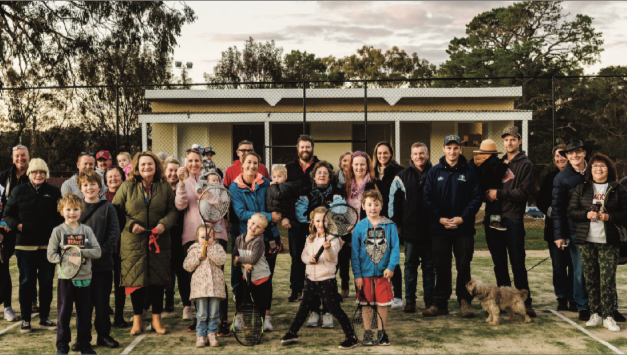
top-left (112, 179), bottom-right (178, 287)
top-left (302, 234), bottom-right (342, 282)
top-left (388, 160), bottom-right (432, 242)
top-left (568, 181), bottom-right (627, 246)
top-left (3, 182), bottom-right (64, 247)
top-left (351, 217), bottom-right (400, 279)
top-left (183, 242), bottom-right (227, 300)
top-left (423, 155), bottom-right (482, 236)
top-left (295, 183), bottom-right (345, 224)
top-left (552, 163), bottom-right (586, 241)
top-left (266, 181), bottom-right (300, 216)
top-left (229, 174), bottom-right (279, 239)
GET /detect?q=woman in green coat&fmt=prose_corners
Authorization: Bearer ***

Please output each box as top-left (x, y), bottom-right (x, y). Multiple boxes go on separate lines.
top-left (112, 151), bottom-right (178, 336)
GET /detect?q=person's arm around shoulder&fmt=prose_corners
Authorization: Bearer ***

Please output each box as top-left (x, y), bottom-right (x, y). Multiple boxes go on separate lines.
top-left (82, 227), bottom-right (102, 260)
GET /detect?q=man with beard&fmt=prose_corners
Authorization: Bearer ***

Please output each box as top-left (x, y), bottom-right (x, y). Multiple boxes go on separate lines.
top-left (484, 126), bottom-right (536, 317)
top-left (0, 145), bottom-right (31, 322)
top-left (388, 142), bottom-right (435, 313)
top-left (285, 135), bottom-right (320, 302)
top-left (61, 152), bottom-right (107, 198)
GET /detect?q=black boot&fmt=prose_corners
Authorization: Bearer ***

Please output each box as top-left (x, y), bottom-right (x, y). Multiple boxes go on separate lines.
top-left (164, 297), bottom-right (174, 313)
top-left (557, 298), bottom-right (568, 311)
top-left (287, 289), bottom-right (302, 302)
top-left (614, 310), bottom-right (626, 322)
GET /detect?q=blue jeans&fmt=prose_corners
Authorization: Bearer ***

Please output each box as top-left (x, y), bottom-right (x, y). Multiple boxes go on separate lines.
top-left (289, 222), bottom-right (306, 290)
top-left (568, 238), bottom-right (590, 311)
top-left (485, 218), bottom-right (532, 305)
top-left (404, 239), bottom-right (435, 304)
top-left (15, 249), bottom-right (55, 322)
top-left (230, 222), bottom-right (241, 297)
top-left (548, 242), bottom-right (574, 302)
top-left (196, 297), bottom-right (221, 336)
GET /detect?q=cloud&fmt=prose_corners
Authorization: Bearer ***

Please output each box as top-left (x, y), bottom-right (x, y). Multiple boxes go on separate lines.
top-left (316, 1), bottom-right (372, 10)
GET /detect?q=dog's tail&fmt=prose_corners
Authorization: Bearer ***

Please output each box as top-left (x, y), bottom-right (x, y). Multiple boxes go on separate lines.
top-left (520, 289), bottom-right (529, 302)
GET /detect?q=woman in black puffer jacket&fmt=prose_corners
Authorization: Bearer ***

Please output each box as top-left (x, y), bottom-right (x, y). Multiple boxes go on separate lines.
top-left (568, 153), bottom-right (627, 331)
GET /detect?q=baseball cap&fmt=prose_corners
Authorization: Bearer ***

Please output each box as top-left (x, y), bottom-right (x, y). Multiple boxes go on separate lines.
top-left (96, 150), bottom-right (111, 160)
top-left (444, 135), bottom-right (461, 146)
top-left (501, 126), bottom-right (521, 138)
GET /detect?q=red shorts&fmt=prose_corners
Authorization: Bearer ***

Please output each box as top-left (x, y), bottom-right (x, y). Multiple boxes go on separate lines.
top-left (356, 277), bottom-right (393, 306)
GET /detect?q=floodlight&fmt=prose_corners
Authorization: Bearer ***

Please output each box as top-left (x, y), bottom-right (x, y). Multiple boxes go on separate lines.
top-left (175, 61), bottom-right (182, 68)
top-left (186, 62), bottom-right (193, 69)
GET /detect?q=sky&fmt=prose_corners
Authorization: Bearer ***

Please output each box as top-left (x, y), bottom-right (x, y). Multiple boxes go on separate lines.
top-left (171, 1), bottom-right (627, 83)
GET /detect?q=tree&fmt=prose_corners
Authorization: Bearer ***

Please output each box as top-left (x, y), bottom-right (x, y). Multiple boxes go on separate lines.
top-left (283, 50), bottom-right (345, 87)
top-left (436, 1), bottom-right (604, 164)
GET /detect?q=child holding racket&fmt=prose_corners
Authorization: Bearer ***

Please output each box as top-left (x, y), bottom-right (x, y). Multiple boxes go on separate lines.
top-left (183, 225), bottom-right (227, 348)
top-left (47, 193), bottom-right (102, 355)
top-left (281, 206), bottom-right (358, 349)
top-left (351, 190), bottom-right (400, 346)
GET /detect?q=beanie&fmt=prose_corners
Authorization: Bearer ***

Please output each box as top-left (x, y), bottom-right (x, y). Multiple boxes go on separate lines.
top-left (26, 158), bottom-right (50, 179)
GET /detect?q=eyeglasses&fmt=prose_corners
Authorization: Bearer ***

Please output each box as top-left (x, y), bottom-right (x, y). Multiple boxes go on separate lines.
top-left (591, 164), bottom-right (607, 169)
top-left (315, 171), bottom-right (329, 176)
top-left (31, 171), bottom-right (46, 176)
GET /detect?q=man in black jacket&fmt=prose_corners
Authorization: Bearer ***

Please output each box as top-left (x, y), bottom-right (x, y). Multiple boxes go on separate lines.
top-left (389, 142), bottom-right (434, 314)
top-left (285, 135), bottom-right (319, 302)
top-left (0, 144), bottom-right (30, 322)
top-left (484, 127), bottom-right (536, 317)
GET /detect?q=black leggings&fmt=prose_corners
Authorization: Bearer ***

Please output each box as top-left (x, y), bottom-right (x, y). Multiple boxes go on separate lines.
top-left (131, 286), bottom-right (164, 315)
top-left (289, 278), bottom-right (353, 336)
top-left (338, 242), bottom-right (352, 290)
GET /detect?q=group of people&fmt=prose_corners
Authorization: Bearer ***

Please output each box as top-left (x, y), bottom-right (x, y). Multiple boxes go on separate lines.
top-left (0, 125), bottom-right (626, 353)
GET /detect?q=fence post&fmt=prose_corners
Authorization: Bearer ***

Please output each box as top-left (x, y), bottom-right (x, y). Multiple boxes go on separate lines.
top-left (551, 77), bottom-right (555, 148)
top-left (303, 81), bottom-right (307, 135)
top-left (116, 85), bottom-right (120, 155)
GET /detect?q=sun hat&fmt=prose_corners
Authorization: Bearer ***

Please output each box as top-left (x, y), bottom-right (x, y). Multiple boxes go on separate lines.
top-left (558, 140), bottom-right (589, 157)
top-left (473, 139), bottom-right (503, 154)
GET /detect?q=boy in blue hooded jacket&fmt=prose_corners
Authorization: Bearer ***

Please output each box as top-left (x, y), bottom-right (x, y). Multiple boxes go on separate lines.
top-left (351, 190), bottom-right (400, 346)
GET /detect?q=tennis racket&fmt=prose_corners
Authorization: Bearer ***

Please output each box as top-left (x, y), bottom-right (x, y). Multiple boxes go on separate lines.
top-left (313, 203), bottom-right (358, 262)
top-left (58, 245), bottom-right (83, 279)
top-left (232, 271), bottom-right (264, 346)
top-left (352, 286), bottom-right (384, 346)
top-left (198, 183), bottom-right (230, 259)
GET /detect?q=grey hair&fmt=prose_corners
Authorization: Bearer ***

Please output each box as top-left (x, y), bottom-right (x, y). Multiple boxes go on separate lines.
top-left (12, 145), bottom-right (29, 155)
top-left (411, 142), bottom-right (429, 154)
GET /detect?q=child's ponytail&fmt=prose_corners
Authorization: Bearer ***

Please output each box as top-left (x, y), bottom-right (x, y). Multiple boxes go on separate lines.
top-left (308, 206), bottom-right (328, 243)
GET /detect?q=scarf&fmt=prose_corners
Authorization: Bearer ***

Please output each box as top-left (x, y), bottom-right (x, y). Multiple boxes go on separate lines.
top-left (348, 174), bottom-right (371, 215)
top-left (473, 154), bottom-right (490, 167)
top-left (142, 178), bottom-right (153, 206)
top-left (310, 182), bottom-right (333, 206)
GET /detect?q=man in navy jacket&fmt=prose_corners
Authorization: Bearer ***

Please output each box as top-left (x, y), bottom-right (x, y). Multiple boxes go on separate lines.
top-left (422, 135), bottom-right (482, 318)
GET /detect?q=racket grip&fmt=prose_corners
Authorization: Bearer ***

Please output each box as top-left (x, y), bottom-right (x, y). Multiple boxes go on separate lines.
top-left (200, 239), bottom-right (209, 259)
top-left (314, 246), bottom-right (325, 261)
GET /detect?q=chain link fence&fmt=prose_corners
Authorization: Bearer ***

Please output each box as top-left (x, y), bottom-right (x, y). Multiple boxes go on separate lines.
top-left (2, 75), bottom-right (626, 244)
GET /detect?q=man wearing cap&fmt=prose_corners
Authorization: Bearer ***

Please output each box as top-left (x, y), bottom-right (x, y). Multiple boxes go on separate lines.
top-left (95, 150), bottom-right (114, 178)
top-left (61, 152), bottom-right (107, 198)
top-left (422, 135), bottom-right (482, 318)
top-left (484, 126), bottom-right (536, 317)
top-left (551, 139), bottom-right (591, 321)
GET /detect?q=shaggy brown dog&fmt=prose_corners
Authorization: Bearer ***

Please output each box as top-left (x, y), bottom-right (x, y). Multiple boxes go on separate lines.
top-left (466, 279), bottom-right (531, 326)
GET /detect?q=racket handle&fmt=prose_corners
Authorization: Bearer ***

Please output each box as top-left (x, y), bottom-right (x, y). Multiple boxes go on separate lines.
top-left (314, 246), bottom-right (324, 261)
top-left (200, 239), bottom-right (209, 259)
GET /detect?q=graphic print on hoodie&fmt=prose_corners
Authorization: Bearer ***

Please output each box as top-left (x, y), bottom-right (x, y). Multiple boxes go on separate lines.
top-left (365, 226), bottom-right (387, 265)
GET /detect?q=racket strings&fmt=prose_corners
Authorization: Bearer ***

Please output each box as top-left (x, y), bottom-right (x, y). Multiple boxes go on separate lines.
top-left (233, 305), bottom-right (264, 346)
top-left (60, 247), bottom-right (82, 278)
top-left (198, 184), bottom-right (230, 223)
top-left (325, 204), bottom-right (359, 237)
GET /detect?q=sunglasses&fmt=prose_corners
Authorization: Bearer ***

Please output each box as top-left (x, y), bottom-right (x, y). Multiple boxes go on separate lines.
top-left (80, 152), bottom-right (95, 157)
top-left (12, 145), bottom-right (28, 151)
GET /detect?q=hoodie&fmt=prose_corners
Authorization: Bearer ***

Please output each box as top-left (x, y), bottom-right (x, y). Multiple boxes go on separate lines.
top-left (495, 151), bottom-right (534, 220)
top-left (80, 196), bottom-right (120, 272)
top-left (351, 217), bottom-right (400, 279)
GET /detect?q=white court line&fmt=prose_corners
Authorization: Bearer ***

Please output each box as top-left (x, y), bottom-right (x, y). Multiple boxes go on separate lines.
top-left (121, 313), bottom-right (170, 355)
top-left (549, 310), bottom-right (624, 355)
top-left (0, 313), bottom-right (38, 336)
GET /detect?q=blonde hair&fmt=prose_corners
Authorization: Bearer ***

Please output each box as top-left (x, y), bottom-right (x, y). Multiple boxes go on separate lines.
top-left (194, 224), bottom-right (214, 244)
top-left (184, 148), bottom-right (203, 180)
top-left (57, 193), bottom-right (85, 216)
top-left (272, 165), bottom-right (287, 177)
top-left (308, 206), bottom-right (328, 243)
top-left (251, 213), bottom-right (269, 230)
top-left (117, 152), bottom-right (132, 162)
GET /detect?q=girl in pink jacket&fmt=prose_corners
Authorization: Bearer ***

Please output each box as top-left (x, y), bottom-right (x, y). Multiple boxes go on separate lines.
top-left (183, 225), bottom-right (227, 348)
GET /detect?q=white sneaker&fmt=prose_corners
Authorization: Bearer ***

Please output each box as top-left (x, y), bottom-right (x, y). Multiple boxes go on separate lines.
top-left (4, 307), bottom-right (17, 322)
top-left (234, 314), bottom-right (243, 330)
top-left (604, 317), bottom-right (620, 332)
top-left (391, 298), bottom-right (404, 310)
top-left (264, 316), bottom-right (273, 332)
top-left (322, 313), bottom-right (334, 328)
top-left (183, 306), bottom-right (192, 320)
top-left (586, 313), bottom-right (602, 327)
top-left (306, 312), bottom-right (320, 327)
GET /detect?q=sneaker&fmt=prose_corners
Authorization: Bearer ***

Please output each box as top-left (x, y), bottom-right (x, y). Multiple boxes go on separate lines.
top-left (391, 298), bottom-right (404, 310)
top-left (322, 313), bottom-right (334, 328)
top-left (489, 221), bottom-right (507, 231)
top-left (96, 335), bottom-right (120, 348)
top-left (208, 333), bottom-right (219, 347)
top-left (287, 289), bottom-right (302, 302)
top-left (557, 298), bottom-right (568, 311)
top-left (604, 317), bottom-right (621, 332)
top-left (31, 301), bottom-right (39, 313)
top-left (183, 306), bottom-right (192, 320)
top-left (306, 312), bottom-right (320, 327)
top-left (39, 318), bottom-right (57, 330)
top-left (586, 313), bottom-right (603, 327)
top-left (460, 300), bottom-right (474, 318)
top-left (196, 335), bottom-right (206, 348)
top-left (378, 331), bottom-right (390, 346)
top-left (112, 319), bottom-right (129, 328)
top-left (614, 310), bottom-right (626, 323)
top-left (363, 330), bottom-right (376, 346)
top-left (218, 321), bottom-right (231, 337)
top-left (281, 331), bottom-right (299, 345)
top-left (568, 302), bottom-right (578, 312)
top-left (56, 350), bottom-right (69, 355)
top-left (422, 305), bottom-right (449, 317)
top-left (233, 314), bottom-right (243, 331)
top-left (20, 321), bottom-right (31, 334)
top-left (264, 316), bottom-right (273, 332)
top-left (187, 320), bottom-right (196, 332)
top-left (338, 334), bottom-right (358, 349)
top-left (579, 310), bottom-right (591, 321)
top-left (81, 347), bottom-right (97, 354)
top-left (525, 304), bottom-right (537, 318)
top-left (4, 307), bottom-right (17, 322)
top-left (71, 343), bottom-right (80, 352)
top-left (404, 302), bottom-right (416, 313)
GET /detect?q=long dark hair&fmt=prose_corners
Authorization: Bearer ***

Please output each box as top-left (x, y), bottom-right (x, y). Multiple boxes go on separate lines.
top-left (585, 153), bottom-right (617, 183)
top-left (372, 141), bottom-right (400, 176)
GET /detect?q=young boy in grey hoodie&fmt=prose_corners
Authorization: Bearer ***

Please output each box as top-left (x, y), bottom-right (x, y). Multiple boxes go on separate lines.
top-left (48, 192), bottom-right (101, 355)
